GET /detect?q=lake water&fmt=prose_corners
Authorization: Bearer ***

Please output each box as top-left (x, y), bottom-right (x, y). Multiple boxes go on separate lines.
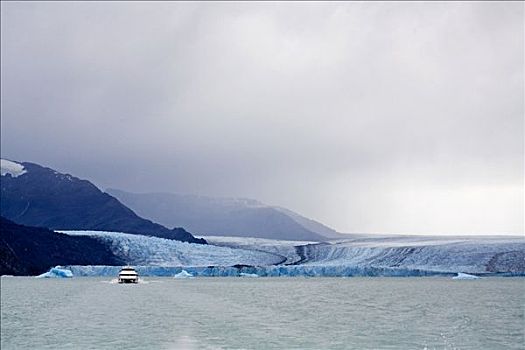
top-left (1, 277), bottom-right (524, 349)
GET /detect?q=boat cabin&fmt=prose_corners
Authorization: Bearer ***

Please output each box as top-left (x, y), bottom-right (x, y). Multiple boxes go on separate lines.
top-left (118, 266), bottom-right (139, 284)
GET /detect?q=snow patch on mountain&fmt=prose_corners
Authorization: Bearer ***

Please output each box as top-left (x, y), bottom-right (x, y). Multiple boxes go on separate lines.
top-left (1, 159), bottom-right (27, 177)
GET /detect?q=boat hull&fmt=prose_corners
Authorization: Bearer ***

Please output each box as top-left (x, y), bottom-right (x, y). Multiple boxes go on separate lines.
top-left (118, 278), bottom-right (138, 284)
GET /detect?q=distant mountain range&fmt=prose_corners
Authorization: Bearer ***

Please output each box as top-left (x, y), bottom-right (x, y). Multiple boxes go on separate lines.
top-left (0, 216), bottom-right (122, 275)
top-left (108, 189), bottom-right (346, 241)
top-left (1, 159), bottom-right (523, 278)
top-left (0, 159), bottom-right (205, 244)
top-left (1, 158), bottom-right (343, 246)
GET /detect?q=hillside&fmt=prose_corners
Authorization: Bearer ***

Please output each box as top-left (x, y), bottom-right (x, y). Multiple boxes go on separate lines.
top-left (107, 189), bottom-right (342, 241)
top-left (0, 217), bottom-right (123, 275)
top-left (0, 159), bottom-right (205, 244)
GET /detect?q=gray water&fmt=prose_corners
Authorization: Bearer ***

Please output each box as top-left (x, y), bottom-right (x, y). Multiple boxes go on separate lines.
top-left (1, 277), bottom-right (524, 350)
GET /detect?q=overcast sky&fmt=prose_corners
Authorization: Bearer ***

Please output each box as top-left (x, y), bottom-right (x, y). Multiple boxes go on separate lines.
top-left (1, 2), bottom-right (523, 235)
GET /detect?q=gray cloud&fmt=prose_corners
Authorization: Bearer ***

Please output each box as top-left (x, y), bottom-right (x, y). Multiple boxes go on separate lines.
top-left (1, 2), bottom-right (523, 234)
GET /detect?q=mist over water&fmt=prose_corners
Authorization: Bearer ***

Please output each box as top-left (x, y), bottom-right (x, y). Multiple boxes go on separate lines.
top-left (2, 277), bottom-right (524, 350)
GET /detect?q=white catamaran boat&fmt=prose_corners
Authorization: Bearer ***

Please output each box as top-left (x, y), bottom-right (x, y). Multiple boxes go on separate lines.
top-left (118, 266), bottom-right (139, 284)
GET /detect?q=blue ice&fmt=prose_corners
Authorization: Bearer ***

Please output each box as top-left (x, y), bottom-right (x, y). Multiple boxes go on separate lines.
top-left (36, 266), bottom-right (74, 278)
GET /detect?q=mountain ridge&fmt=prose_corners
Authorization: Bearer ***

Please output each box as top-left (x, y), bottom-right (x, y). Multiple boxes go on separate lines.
top-left (107, 188), bottom-right (346, 241)
top-left (0, 160), bottom-right (205, 244)
top-left (0, 216), bottom-right (123, 275)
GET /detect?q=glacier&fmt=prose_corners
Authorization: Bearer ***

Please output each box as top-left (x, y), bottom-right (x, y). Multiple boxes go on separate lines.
top-left (201, 235), bottom-right (525, 274)
top-left (287, 238), bottom-right (525, 274)
top-left (36, 266), bottom-right (73, 278)
top-left (61, 231), bottom-right (525, 277)
top-left (199, 236), bottom-right (317, 265)
top-left (61, 231), bottom-right (283, 266)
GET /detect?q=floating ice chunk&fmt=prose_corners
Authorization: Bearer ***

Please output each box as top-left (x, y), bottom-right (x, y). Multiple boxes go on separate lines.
top-left (239, 273), bottom-right (259, 277)
top-left (1, 159), bottom-right (26, 177)
top-left (174, 270), bottom-right (194, 279)
top-left (36, 266), bottom-right (73, 278)
top-left (452, 272), bottom-right (480, 280)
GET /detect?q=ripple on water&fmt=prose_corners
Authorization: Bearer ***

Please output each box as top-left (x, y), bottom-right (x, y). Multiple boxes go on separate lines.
top-left (1, 277), bottom-right (524, 350)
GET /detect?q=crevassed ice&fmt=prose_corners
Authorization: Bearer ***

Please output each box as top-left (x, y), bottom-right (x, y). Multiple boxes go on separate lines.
top-left (66, 265), bottom-right (448, 277)
top-left (61, 231), bottom-right (284, 267)
top-left (67, 264), bottom-right (525, 278)
top-left (62, 231), bottom-right (525, 276)
top-left (1, 159), bottom-right (27, 177)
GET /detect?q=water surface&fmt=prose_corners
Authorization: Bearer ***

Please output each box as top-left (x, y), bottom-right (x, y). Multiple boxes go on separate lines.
top-left (1, 277), bottom-right (523, 349)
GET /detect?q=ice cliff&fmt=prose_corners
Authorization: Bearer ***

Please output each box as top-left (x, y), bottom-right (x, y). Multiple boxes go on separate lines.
top-left (62, 231), bottom-right (525, 277)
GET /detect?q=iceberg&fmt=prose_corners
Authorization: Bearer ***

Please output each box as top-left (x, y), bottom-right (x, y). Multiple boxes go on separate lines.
top-left (239, 273), bottom-right (259, 277)
top-left (452, 272), bottom-right (480, 280)
top-left (174, 270), bottom-right (194, 279)
top-left (36, 266), bottom-right (73, 278)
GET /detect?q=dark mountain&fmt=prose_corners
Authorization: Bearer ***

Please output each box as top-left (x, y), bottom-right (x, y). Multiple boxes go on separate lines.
top-left (0, 216), bottom-right (123, 275)
top-left (0, 160), bottom-right (205, 244)
top-left (107, 189), bottom-right (340, 241)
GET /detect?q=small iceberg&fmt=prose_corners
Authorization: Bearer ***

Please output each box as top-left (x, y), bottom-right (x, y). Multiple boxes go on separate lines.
top-left (239, 273), bottom-right (259, 278)
top-left (452, 272), bottom-right (480, 280)
top-left (36, 266), bottom-right (73, 278)
top-left (174, 270), bottom-right (194, 279)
